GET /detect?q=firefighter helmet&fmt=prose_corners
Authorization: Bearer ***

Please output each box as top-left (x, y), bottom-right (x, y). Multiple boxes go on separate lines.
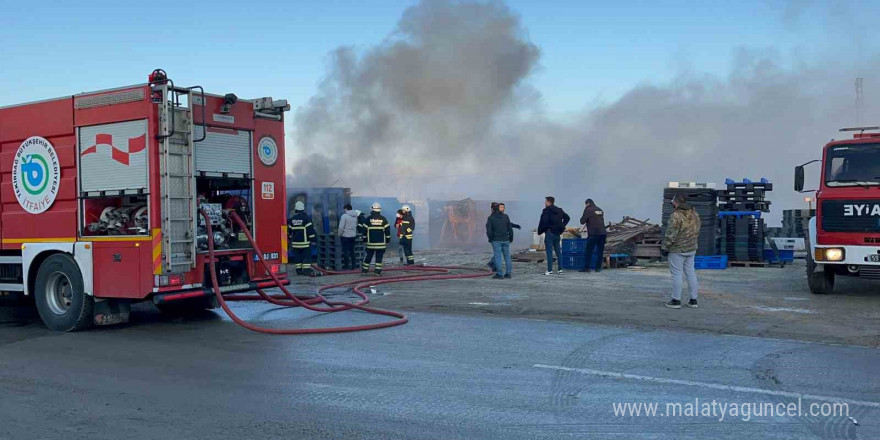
top-left (371, 202), bottom-right (381, 212)
top-left (294, 201), bottom-right (305, 211)
top-left (402, 205), bottom-right (411, 213)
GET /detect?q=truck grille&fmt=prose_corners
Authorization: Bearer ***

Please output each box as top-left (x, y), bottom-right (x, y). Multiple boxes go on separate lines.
top-left (859, 266), bottom-right (880, 280)
top-left (821, 200), bottom-right (880, 232)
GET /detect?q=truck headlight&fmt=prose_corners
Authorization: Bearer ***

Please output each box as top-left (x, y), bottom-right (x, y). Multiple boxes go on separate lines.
top-left (817, 248), bottom-right (845, 261)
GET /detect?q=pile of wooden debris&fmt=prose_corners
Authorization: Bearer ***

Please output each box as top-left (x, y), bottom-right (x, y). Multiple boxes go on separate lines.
top-left (513, 217), bottom-right (663, 263)
top-left (606, 217), bottom-right (662, 259)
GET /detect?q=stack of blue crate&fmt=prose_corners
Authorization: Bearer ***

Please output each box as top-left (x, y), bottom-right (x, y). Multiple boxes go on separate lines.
top-left (560, 239), bottom-right (600, 270)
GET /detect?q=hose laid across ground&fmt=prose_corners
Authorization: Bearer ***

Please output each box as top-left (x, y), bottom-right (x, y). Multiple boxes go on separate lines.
top-left (201, 209), bottom-right (492, 334)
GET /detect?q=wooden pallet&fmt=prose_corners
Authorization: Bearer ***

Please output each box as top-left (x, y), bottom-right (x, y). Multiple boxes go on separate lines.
top-left (728, 260), bottom-right (768, 268)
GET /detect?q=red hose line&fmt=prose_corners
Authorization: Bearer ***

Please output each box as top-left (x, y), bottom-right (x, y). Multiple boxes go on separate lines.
top-left (200, 209), bottom-right (492, 335)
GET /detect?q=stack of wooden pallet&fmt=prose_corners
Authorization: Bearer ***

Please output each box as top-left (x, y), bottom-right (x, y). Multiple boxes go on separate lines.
top-left (605, 217), bottom-right (662, 259)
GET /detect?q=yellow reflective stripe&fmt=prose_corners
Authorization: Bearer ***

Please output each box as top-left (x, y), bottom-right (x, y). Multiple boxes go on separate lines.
top-left (3, 237), bottom-right (76, 244)
top-left (281, 226), bottom-right (288, 264)
top-left (80, 236), bottom-right (152, 242)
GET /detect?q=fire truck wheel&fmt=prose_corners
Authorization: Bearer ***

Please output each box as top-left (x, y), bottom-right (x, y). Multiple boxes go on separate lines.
top-left (34, 253), bottom-right (93, 331)
top-left (806, 254), bottom-right (834, 295)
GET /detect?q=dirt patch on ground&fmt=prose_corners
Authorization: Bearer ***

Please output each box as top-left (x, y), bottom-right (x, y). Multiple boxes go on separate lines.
top-left (342, 250), bottom-right (880, 347)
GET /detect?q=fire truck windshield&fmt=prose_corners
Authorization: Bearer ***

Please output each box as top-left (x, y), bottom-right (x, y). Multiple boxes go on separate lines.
top-left (825, 143), bottom-right (880, 187)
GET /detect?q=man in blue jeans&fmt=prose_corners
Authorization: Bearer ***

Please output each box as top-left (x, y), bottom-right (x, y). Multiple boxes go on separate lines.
top-left (486, 202), bottom-right (514, 279)
top-left (579, 199), bottom-right (607, 273)
top-left (538, 196), bottom-right (570, 275)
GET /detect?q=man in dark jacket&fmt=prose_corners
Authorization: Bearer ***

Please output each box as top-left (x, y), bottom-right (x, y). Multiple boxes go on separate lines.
top-left (538, 196), bottom-right (570, 275)
top-left (358, 203), bottom-right (391, 276)
top-left (579, 198), bottom-right (608, 273)
top-left (486, 203), bottom-right (514, 279)
top-left (485, 203), bottom-right (521, 271)
top-left (288, 201), bottom-right (316, 276)
top-left (400, 205), bottom-right (416, 265)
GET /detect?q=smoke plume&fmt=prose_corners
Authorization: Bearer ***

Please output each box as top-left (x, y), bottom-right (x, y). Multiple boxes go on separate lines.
top-left (291, 0), bottom-right (878, 224)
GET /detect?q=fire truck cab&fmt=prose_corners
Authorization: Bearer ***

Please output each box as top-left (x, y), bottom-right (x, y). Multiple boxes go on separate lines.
top-left (0, 70), bottom-right (289, 330)
top-left (796, 127), bottom-right (880, 294)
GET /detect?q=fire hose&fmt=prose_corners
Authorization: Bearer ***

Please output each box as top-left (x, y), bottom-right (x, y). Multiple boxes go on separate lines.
top-left (201, 209), bottom-right (492, 334)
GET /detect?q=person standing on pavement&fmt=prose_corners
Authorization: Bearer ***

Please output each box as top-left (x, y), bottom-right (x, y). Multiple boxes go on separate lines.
top-left (337, 204), bottom-right (360, 270)
top-left (662, 193), bottom-right (701, 309)
top-left (486, 202), bottom-right (514, 279)
top-left (288, 201), bottom-right (316, 276)
top-left (486, 202), bottom-right (522, 271)
top-left (358, 202), bottom-right (391, 276)
top-left (394, 209), bottom-right (406, 263)
top-left (400, 205), bottom-right (416, 265)
top-left (579, 199), bottom-right (607, 273)
top-left (538, 196), bottom-right (570, 276)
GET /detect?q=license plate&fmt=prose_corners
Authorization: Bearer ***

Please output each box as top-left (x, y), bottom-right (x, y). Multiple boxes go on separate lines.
top-left (869, 255), bottom-right (880, 263)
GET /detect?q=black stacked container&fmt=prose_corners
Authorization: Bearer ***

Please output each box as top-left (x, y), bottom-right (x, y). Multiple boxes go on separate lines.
top-left (718, 215), bottom-right (765, 261)
top-left (662, 188), bottom-right (718, 256)
top-left (782, 209), bottom-right (814, 239)
top-left (316, 234), bottom-right (366, 270)
top-left (716, 178), bottom-right (773, 262)
top-left (717, 179), bottom-right (773, 213)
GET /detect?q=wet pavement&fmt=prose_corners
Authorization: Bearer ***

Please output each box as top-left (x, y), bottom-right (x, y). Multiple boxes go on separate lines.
top-left (1, 294), bottom-right (878, 439)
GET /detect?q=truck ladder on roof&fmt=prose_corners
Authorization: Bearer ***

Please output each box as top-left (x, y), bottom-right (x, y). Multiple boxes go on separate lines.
top-left (155, 83), bottom-right (200, 274)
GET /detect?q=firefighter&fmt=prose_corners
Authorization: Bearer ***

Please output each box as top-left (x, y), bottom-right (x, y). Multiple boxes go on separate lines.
top-left (358, 202), bottom-right (391, 276)
top-left (399, 205), bottom-right (416, 266)
top-left (288, 201), bottom-right (316, 276)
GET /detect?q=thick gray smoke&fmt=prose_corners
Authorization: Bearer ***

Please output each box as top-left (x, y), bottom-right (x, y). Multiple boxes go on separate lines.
top-left (292, 0), bottom-right (540, 200)
top-left (291, 0), bottom-right (878, 224)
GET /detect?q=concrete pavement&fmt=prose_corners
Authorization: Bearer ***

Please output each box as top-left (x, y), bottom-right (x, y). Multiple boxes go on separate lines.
top-left (0, 297), bottom-right (878, 439)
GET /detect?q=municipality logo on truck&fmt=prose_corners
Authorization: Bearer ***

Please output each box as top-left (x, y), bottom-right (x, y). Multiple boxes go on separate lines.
top-left (12, 136), bottom-right (60, 214)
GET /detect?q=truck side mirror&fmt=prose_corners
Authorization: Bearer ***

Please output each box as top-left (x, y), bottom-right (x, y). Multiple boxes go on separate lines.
top-left (795, 166), bottom-right (805, 192)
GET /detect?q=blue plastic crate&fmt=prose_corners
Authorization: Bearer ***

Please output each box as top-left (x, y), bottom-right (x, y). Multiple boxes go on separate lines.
top-left (559, 254), bottom-right (585, 270)
top-left (725, 178), bottom-right (770, 185)
top-left (559, 253), bottom-right (602, 270)
top-left (562, 239), bottom-right (588, 254)
top-left (694, 255), bottom-right (728, 269)
top-left (763, 249), bottom-right (794, 263)
top-left (718, 211), bottom-right (762, 219)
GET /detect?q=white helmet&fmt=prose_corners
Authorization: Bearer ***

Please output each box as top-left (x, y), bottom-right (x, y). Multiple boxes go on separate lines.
top-left (402, 205), bottom-right (411, 213)
top-left (294, 201), bottom-right (305, 211)
top-left (371, 202), bottom-right (382, 211)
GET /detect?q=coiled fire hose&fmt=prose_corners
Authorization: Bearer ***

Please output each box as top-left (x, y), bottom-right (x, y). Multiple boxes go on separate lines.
top-left (201, 209), bottom-right (492, 334)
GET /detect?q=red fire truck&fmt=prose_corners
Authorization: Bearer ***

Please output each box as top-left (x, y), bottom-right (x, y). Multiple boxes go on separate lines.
top-left (796, 127), bottom-right (880, 294)
top-left (0, 70), bottom-right (289, 331)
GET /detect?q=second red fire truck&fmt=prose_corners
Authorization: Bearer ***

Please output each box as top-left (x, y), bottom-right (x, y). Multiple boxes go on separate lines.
top-left (797, 126), bottom-right (880, 294)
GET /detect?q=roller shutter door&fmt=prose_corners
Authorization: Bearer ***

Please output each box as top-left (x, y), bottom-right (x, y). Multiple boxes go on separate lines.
top-left (79, 119), bottom-right (148, 192)
top-left (194, 126), bottom-right (252, 175)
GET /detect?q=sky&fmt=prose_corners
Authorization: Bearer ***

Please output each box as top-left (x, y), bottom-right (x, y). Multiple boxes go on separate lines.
top-left (2, 0), bottom-right (880, 224)
top-left (1, 0), bottom-right (872, 114)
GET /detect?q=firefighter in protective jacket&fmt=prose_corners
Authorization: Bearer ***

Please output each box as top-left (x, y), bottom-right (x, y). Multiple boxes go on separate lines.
top-left (399, 205), bottom-right (416, 265)
top-left (358, 202), bottom-right (391, 275)
top-left (288, 201), bottom-right (316, 275)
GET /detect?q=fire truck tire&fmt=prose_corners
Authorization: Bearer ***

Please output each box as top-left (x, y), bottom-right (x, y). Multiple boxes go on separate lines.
top-left (34, 253), bottom-right (93, 332)
top-left (806, 255), bottom-right (834, 295)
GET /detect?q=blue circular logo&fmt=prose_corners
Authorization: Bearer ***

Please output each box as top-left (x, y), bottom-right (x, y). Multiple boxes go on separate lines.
top-left (258, 137), bottom-right (278, 166)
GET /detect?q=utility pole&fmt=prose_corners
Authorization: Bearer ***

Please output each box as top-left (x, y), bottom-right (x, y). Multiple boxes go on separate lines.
top-left (856, 77), bottom-right (864, 126)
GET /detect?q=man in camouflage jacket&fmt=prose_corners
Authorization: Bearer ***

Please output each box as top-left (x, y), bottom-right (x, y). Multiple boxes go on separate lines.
top-left (662, 194), bottom-right (701, 309)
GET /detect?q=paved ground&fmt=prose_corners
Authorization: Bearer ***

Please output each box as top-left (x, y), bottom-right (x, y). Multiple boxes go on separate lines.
top-left (1, 298), bottom-right (878, 440)
top-left (366, 251), bottom-right (880, 347)
top-left (1, 251), bottom-right (879, 439)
